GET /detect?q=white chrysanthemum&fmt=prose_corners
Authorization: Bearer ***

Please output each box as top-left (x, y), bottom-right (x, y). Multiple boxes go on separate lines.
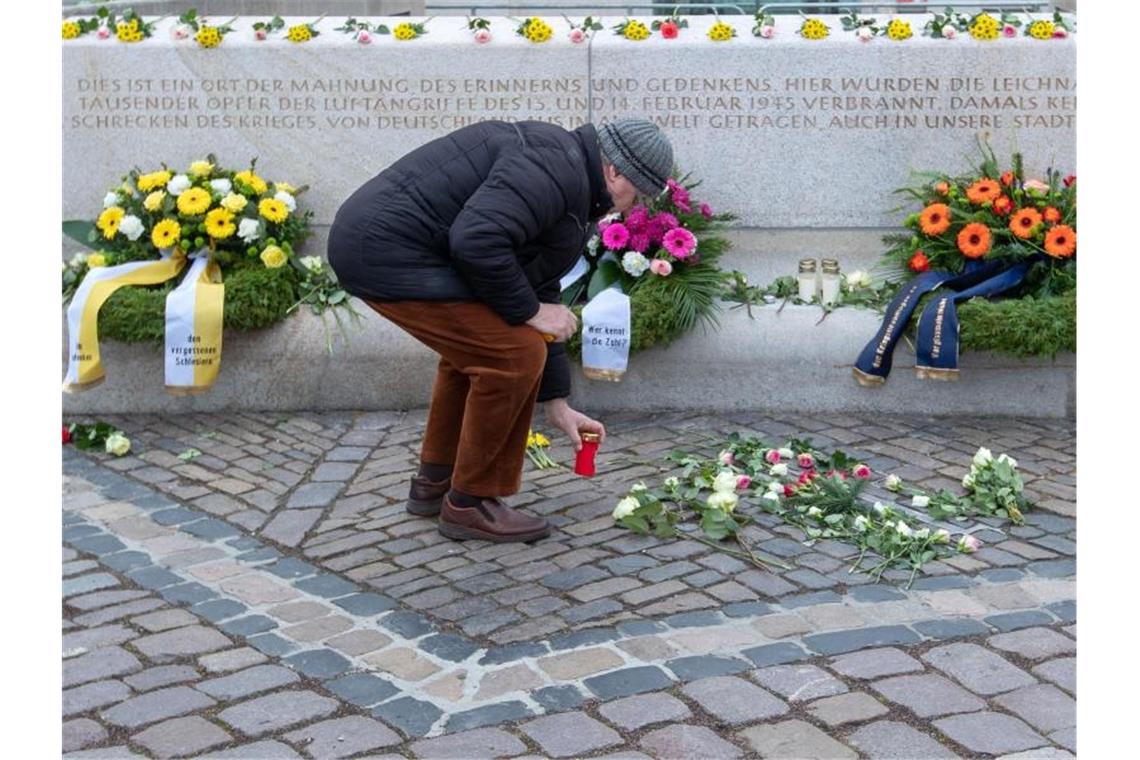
top-left (69, 253), bottom-right (88, 269)
top-left (118, 215), bottom-right (144, 241)
top-left (712, 471), bottom-right (738, 494)
top-left (621, 251), bottom-right (650, 277)
top-left (238, 219), bottom-right (261, 244)
top-left (586, 235), bottom-right (600, 257)
top-left (707, 491), bottom-right (738, 513)
top-left (845, 270), bottom-right (873, 289)
top-left (210, 179), bottom-right (233, 196)
top-left (613, 496), bottom-right (639, 520)
top-left (103, 191), bottom-right (120, 208)
top-left (167, 174), bottom-right (192, 196)
top-left (274, 190), bottom-right (296, 213)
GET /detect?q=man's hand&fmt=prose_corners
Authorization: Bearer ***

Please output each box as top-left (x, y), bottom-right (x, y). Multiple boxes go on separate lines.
top-left (544, 398), bottom-right (606, 452)
top-left (526, 304), bottom-right (578, 342)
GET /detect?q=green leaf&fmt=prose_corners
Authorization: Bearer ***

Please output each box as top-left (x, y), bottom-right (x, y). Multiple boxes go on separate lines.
top-left (62, 220), bottom-right (97, 249)
top-left (178, 448), bottom-right (202, 461)
top-left (587, 259), bottom-right (621, 299)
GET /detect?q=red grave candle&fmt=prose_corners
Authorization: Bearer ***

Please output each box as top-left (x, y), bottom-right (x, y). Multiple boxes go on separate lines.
top-left (575, 431), bottom-right (601, 477)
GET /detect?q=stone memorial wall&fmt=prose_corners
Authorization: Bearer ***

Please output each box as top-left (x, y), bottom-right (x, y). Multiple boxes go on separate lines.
top-left (63, 15), bottom-right (1075, 228)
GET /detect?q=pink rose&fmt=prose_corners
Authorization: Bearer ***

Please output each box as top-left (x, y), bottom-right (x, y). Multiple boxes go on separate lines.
top-left (171, 24), bottom-right (191, 40)
top-left (856, 26), bottom-right (873, 42)
top-left (760, 25), bottom-right (775, 39)
top-left (765, 449), bottom-right (781, 465)
top-left (853, 464), bottom-right (872, 479)
top-left (957, 534), bottom-right (982, 553)
top-left (358, 30), bottom-right (373, 44)
top-left (569, 28), bottom-right (586, 43)
top-left (1002, 24), bottom-right (1017, 38)
top-left (255, 28), bottom-right (268, 41)
top-left (717, 450), bottom-right (735, 466)
top-left (783, 484), bottom-right (796, 497)
top-left (736, 475), bottom-right (752, 490)
top-left (1053, 28), bottom-right (1067, 39)
top-left (797, 453), bottom-right (815, 469)
top-left (649, 259), bottom-right (673, 277)
top-left (474, 28), bottom-right (491, 44)
top-left (97, 26), bottom-right (111, 39)
top-left (942, 25), bottom-right (957, 40)
top-left (700, 202), bottom-right (713, 219)
top-left (1023, 179), bottom-right (1050, 193)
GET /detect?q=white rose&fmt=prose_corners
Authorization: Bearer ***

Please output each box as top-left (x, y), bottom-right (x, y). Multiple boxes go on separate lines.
top-left (238, 219), bottom-right (261, 244)
top-left (857, 26), bottom-right (874, 42)
top-left (770, 463), bottom-right (788, 477)
top-left (167, 174), bottom-right (192, 196)
top-left (274, 190), bottom-right (297, 213)
top-left (118, 215), bottom-right (144, 241)
top-left (933, 528), bottom-right (952, 544)
top-left (766, 479), bottom-right (783, 494)
top-left (807, 506), bottom-right (823, 518)
top-left (621, 251), bottom-right (650, 277)
top-left (872, 501), bottom-right (888, 516)
top-left (973, 447), bottom-right (994, 468)
top-left (846, 270), bottom-right (872, 289)
top-left (712, 471), bottom-right (738, 494)
top-left (299, 256), bottom-right (323, 273)
top-left (942, 25), bottom-right (957, 39)
top-left (707, 491), bottom-right (738, 513)
top-left (962, 472), bottom-right (976, 489)
top-left (210, 179), bottom-right (233, 196)
top-left (853, 515), bottom-right (869, 532)
top-left (105, 432), bottom-right (131, 457)
top-left (778, 448), bottom-right (794, 459)
top-left (997, 453), bottom-right (1018, 468)
top-left (630, 482), bottom-right (648, 494)
top-left (911, 495), bottom-right (930, 508)
top-left (896, 520), bottom-right (914, 538)
top-left (103, 191), bottom-right (120, 208)
top-left (914, 528), bottom-right (931, 541)
top-left (761, 492), bottom-right (781, 503)
top-left (663, 476), bottom-right (679, 490)
top-left (613, 496), bottom-right (639, 520)
top-left (885, 474), bottom-right (902, 492)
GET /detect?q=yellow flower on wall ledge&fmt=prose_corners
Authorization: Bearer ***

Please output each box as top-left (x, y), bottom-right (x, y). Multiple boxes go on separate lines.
top-left (708, 21), bottom-right (736, 42)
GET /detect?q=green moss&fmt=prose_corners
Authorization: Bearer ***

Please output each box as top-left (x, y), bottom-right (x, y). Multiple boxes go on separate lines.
top-left (94, 264), bottom-right (300, 343)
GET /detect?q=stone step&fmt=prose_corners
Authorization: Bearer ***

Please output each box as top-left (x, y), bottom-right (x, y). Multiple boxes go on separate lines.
top-left (62, 299), bottom-right (1074, 417)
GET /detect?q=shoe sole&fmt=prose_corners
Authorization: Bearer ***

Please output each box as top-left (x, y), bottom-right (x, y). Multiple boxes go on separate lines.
top-left (406, 497), bottom-right (443, 517)
top-left (438, 520), bottom-right (550, 544)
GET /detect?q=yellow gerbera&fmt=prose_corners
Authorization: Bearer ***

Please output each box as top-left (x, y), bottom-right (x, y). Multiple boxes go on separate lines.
top-left (176, 187), bottom-right (212, 216)
top-left (259, 198), bottom-right (289, 223)
top-left (151, 219), bottom-right (182, 249)
top-left (623, 21), bottom-right (649, 41)
top-left (137, 171), bottom-right (172, 192)
top-left (800, 18), bottom-right (829, 40)
top-left (220, 193), bottom-right (249, 213)
top-left (708, 22), bottom-right (736, 42)
top-left (287, 25), bottom-right (312, 43)
top-left (886, 19), bottom-right (912, 41)
top-left (188, 160), bottom-right (214, 177)
top-left (275, 182), bottom-right (297, 194)
top-left (394, 23), bottom-right (419, 41)
top-left (195, 26), bottom-right (222, 48)
top-left (97, 207), bottom-right (125, 239)
top-left (143, 191), bottom-right (166, 212)
top-left (1028, 20), bottom-right (1055, 40)
top-left (62, 22), bottom-right (81, 40)
top-left (260, 245), bottom-right (287, 268)
top-left (234, 170), bottom-right (268, 195)
top-left (205, 208), bottom-right (236, 239)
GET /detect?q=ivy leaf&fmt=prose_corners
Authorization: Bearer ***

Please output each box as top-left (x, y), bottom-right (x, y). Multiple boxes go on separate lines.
top-left (178, 448), bottom-right (202, 461)
top-left (587, 259), bottom-right (622, 299)
top-left (62, 221), bottom-right (97, 249)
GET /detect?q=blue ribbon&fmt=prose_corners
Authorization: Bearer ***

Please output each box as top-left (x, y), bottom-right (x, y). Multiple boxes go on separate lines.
top-left (853, 259), bottom-right (1015, 385)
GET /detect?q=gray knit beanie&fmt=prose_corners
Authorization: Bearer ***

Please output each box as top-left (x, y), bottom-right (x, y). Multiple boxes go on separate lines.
top-left (596, 119), bottom-right (674, 197)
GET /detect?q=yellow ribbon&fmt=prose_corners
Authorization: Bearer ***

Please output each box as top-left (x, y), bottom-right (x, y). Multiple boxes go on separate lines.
top-left (164, 255), bottom-right (225, 395)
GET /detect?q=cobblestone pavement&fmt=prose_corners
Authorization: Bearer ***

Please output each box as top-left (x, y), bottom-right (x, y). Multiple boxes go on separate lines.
top-left (62, 410), bottom-right (1076, 758)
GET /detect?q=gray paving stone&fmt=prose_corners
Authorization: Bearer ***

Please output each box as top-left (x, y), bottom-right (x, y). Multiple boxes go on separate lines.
top-left (70, 535), bottom-right (128, 556)
top-left (181, 518), bottom-right (242, 540)
top-left (994, 683), bottom-right (1077, 733)
top-left (987, 610), bottom-right (1057, 631)
top-left (871, 673), bottom-right (986, 717)
top-left (665, 655), bottom-right (751, 681)
top-left (199, 648), bottom-right (268, 674)
top-left (286, 482), bottom-right (343, 509)
top-left (63, 573), bottom-right (121, 598)
top-left (599, 693), bottom-right (693, 731)
top-left (217, 690), bottom-right (339, 736)
top-left (806, 692), bottom-right (890, 727)
top-left (419, 633), bottom-right (480, 662)
top-left (532, 685), bottom-right (586, 713)
top-left (282, 648), bottom-right (352, 679)
top-left (549, 628), bottom-right (619, 651)
top-left (123, 665), bottom-right (200, 692)
top-left (260, 510), bottom-right (321, 547)
top-left (67, 588), bottom-right (151, 611)
top-left (922, 642), bottom-right (1037, 695)
top-left (561, 598), bottom-right (623, 623)
top-left (979, 568), bottom-right (1027, 583)
top-left (447, 701), bottom-right (535, 733)
top-left (480, 642), bottom-right (549, 666)
top-left (190, 599), bottom-right (247, 623)
top-left (1046, 600), bottom-right (1076, 624)
top-left (101, 686), bottom-right (216, 729)
top-left (640, 725), bottom-right (743, 759)
top-left (63, 745), bottom-right (144, 758)
top-left (378, 610), bottom-right (436, 638)
top-left (158, 582), bottom-right (217, 606)
top-left (584, 666), bottom-right (673, 700)
top-left (411, 727), bottom-right (528, 759)
top-left (779, 590), bottom-right (842, 608)
top-left (133, 626), bottom-right (232, 661)
top-left (219, 615), bottom-right (278, 637)
top-left (131, 609), bottom-right (198, 633)
top-left (848, 585), bottom-right (907, 602)
top-left (989, 627), bottom-right (1077, 661)
top-left (246, 632), bottom-right (298, 657)
top-left (805, 625), bottom-right (921, 655)
top-left (541, 565), bottom-right (611, 590)
top-left (373, 696), bottom-right (444, 738)
top-left (101, 551), bottom-right (152, 572)
top-left (722, 601), bottom-right (774, 618)
top-left (682, 676), bottom-right (790, 724)
top-left (196, 665), bottom-right (300, 700)
top-left (933, 712), bottom-right (1049, 755)
top-left (521, 712), bottom-right (622, 758)
top-left (64, 679), bottom-right (132, 716)
top-left (1050, 726), bottom-right (1076, 752)
top-left (847, 720), bottom-right (959, 759)
top-left (737, 569), bottom-right (798, 597)
top-left (199, 740), bottom-right (302, 758)
top-left (912, 618), bottom-right (992, 640)
top-left (294, 573), bottom-right (359, 598)
top-left (827, 647), bottom-right (925, 680)
top-left (262, 557), bottom-right (320, 580)
top-left (738, 719), bottom-right (856, 759)
top-left (63, 624), bottom-right (137, 651)
top-left (333, 592), bottom-right (397, 615)
top-left (752, 663), bottom-right (849, 701)
top-left (131, 715), bottom-right (232, 757)
top-left (64, 646), bottom-right (143, 687)
top-left (998, 749), bottom-right (1075, 759)
top-left (741, 641), bottom-right (811, 667)
top-left (1027, 558), bottom-right (1076, 578)
top-left (325, 672), bottom-right (400, 707)
top-left (1033, 657), bottom-right (1076, 694)
top-left (62, 718), bottom-right (108, 753)
top-left (283, 716), bottom-right (402, 758)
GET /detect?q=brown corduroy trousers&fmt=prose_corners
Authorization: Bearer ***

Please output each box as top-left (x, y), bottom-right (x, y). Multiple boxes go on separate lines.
top-left (367, 300), bottom-right (547, 497)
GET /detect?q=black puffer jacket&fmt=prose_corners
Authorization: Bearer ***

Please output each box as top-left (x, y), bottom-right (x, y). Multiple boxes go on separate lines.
top-left (328, 121), bottom-right (613, 401)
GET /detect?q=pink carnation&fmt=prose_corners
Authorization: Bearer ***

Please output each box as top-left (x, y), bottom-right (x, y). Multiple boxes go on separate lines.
top-left (662, 227), bottom-right (697, 259)
top-left (853, 464), bottom-right (872, 479)
top-left (602, 223), bottom-right (630, 251)
top-left (649, 213), bottom-right (679, 243)
top-left (671, 186), bottom-right (692, 213)
top-left (628, 233), bottom-right (651, 253)
top-left (700, 202), bottom-right (714, 219)
top-left (649, 259), bottom-right (673, 277)
top-left (797, 453), bottom-right (815, 470)
top-left (569, 27), bottom-right (586, 43)
top-left (358, 30), bottom-right (373, 44)
top-left (765, 449), bottom-right (781, 465)
top-left (474, 28), bottom-right (491, 43)
top-left (624, 207), bottom-right (650, 233)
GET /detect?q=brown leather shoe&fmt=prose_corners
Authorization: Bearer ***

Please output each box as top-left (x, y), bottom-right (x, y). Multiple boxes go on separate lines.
top-left (406, 474), bottom-right (451, 516)
top-left (439, 495), bottom-right (551, 543)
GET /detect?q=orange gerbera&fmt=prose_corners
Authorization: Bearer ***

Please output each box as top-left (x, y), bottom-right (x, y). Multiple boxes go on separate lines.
top-left (957, 223), bottom-right (992, 258)
top-left (1009, 208), bottom-right (1043, 239)
top-left (1044, 225), bottom-right (1076, 258)
top-left (919, 203), bottom-right (952, 235)
top-left (965, 178), bottom-right (1002, 204)
top-left (1043, 206), bottom-right (1062, 224)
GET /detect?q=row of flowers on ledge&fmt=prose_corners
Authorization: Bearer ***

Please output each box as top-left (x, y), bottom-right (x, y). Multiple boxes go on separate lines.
top-left (63, 8), bottom-right (1074, 46)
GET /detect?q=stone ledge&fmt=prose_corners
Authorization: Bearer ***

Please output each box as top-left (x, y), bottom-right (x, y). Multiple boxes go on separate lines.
top-left (62, 301), bottom-right (1073, 417)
